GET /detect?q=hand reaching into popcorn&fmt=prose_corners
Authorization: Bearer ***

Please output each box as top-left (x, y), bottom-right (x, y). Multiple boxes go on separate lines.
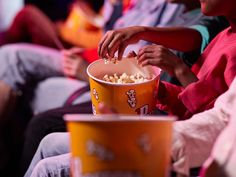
top-left (136, 45), bottom-right (198, 87)
top-left (98, 26), bottom-right (200, 87)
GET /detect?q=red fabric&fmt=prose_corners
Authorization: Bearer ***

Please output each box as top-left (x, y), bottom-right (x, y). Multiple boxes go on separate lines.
top-left (123, 0), bottom-right (134, 14)
top-left (157, 27), bottom-right (236, 120)
top-left (80, 48), bottom-right (99, 63)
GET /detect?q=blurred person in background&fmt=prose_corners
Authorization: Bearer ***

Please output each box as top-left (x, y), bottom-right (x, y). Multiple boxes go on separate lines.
top-left (0, 0), bottom-right (104, 49)
top-left (24, 0), bottom-right (73, 22)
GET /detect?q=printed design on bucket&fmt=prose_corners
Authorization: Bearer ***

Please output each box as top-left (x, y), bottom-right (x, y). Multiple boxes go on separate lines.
top-left (135, 104), bottom-right (149, 115)
top-left (93, 88), bottom-right (99, 101)
top-left (86, 140), bottom-right (114, 161)
top-left (92, 104), bottom-right (96, 115)
top-left (137, 134), bottom-right (151, 153)
top-left (126, 89), bottom-right (137, 108)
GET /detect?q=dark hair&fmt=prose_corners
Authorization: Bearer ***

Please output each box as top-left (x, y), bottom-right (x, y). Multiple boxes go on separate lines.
top-left (25, 0), bottom-right (74, 21)
top-left (82, 0), bottom-right (104, 12)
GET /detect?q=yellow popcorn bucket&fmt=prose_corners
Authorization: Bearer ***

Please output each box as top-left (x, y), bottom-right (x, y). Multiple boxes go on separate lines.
top-left (87, 58), bottom-right (160, 115)
top-left (64, 114), bottom-right (175, 177)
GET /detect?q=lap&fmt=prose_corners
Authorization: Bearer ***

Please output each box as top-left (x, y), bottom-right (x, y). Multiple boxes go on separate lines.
top-left (30, 153), bottom-right (71, 177)
top-left (0, 43), bottom-right (63, 91)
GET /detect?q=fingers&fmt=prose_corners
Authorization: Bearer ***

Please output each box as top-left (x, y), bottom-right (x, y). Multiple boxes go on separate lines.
top-left (62, 59), bottom-right (73, 68)
top-left (138, 46), bottom-right (153, 57)
top-left (62, 59), bottom-right (74, 74)
top-left (98, 102), bottom-right (117, 114)
top-left (137, 47), bottom-right (154, 66)
top-left (62, 47), bottom-right (84, 59)
top-left (139, 59), bottom-right (157, 67)
top-left (127, 51), bottom-right (137, 58)
top-left (70, 47), bottom-right (84, 53)
top-left (137, 45), bottom-right (169, 66)
top-left (63, 66), bottom-right (75, 78)
top-left (98, 32), bottom-right (108, 57)
top-left (62, 54), bottom-right (83, 78)
top-left (98, 27), bottom-right (141, 60)
top-left (63, 63), bottom-right (78, 78)
top-left (63, 55), bottom-right (75, 63)
top-left (117, 43), bottom-right (128, 61)
top-left (98, 32), bottom-right (113, 58)
top-left (137, 52), bottom-right (153, 64)
top-left (108, 35), bottom-right (122, 58)
top-left (98, 30), bottom-right (128, 60)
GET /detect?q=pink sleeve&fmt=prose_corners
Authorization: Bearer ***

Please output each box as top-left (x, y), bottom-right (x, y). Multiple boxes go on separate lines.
top-left (157, 81), bottom-right (186, 117)
top-left (179, 54), bottom-right (236, 115)
top-left (179, 78), bottom-right (220, 114)
top-left (224, 52), bottom-right (236, 86)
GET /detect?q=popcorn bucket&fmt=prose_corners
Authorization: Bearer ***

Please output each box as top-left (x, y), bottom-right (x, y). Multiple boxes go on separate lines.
top-left (87, 58), bottom-right (160, 115)
top-left (64, 114), bottom-right (175, 177)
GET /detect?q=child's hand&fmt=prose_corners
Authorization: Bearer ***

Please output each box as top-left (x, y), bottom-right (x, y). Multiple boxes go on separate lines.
top-left (62, 47), bottom-right (88, 81)
top-left (98, 102), bottom-right (117, 114)
top-left (127, 51), bottom-right (137, 58)
top-left (137, 45), bottom-right (184, 77)
top-left (98, 26), bottom-right (145, 60)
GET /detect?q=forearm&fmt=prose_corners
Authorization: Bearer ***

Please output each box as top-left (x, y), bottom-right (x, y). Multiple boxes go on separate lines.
top-left (137, 26), bottom-right (202, 52)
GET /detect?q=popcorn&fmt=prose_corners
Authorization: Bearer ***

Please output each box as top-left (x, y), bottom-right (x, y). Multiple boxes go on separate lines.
top-left (103, 72), bottom-right (150, 84)
top-left (104, 57), bottom-right (118, 64)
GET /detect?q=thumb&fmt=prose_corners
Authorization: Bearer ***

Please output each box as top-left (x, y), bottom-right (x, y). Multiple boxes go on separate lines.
top-left (70, 47), bottom-right (84, 54)
top-left (127, 51), bottom-right (137, 58)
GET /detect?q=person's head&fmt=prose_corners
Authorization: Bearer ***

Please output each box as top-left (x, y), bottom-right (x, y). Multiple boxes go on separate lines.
top-left (76, 0), bottom-right (104, 12)
top-left (199, 0), bottom-right (236, 17)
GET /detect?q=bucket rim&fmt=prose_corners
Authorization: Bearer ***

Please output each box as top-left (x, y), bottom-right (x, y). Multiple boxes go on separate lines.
top-left (86, 59), bottom-right (159, 86)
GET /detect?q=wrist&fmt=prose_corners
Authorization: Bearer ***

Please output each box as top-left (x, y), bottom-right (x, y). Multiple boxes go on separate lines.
top-left (174, 61), bottom-right (198, 87)
top-left (136, 26), bottom-right (148, 39)
top-left (174, 62), bottom-right (189, 79)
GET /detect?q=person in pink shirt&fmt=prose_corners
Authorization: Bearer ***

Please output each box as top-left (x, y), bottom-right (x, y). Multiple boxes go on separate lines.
top-left (98, 0), bottom-right (236, 120)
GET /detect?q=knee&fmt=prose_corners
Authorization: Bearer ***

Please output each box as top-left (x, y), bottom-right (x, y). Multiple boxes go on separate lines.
top-left (30, 158), bottom-right (52, 177)
top-left (37, 133), bottom-right (58, 157)
top-left (31, 154), bottom-right (71, 177)
top-left (16, 4), bottom-right (51, 30)
top-left (38, 133), bottom-right (70, 157)
top-left (30, 160), bottom-right (47, 177)
top-left (16, 5), bottom-right (42, 20)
